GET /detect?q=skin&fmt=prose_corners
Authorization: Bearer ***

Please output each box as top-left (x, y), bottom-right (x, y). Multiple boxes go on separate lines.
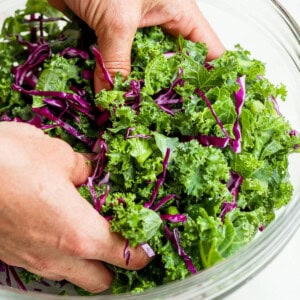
top-left (48, 0), bottom-right (225, 92)
top-left (0, 0), bottom-right (224, 293)
top-left (0, 122), bottom-right (149, 293)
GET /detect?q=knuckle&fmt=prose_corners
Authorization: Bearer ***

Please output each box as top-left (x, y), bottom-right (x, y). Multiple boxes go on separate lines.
top-left (60, 232), bottom-right (91, 258)
top-left (103, 61), bottom-right (131, 78)
top-left (94, 62), bottom-right (131, 86)
top-left (105, 5), bottom-right (137, 33)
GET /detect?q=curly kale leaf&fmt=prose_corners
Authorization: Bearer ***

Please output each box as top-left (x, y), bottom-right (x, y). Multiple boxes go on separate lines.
top-left (104, 193), bottom-right (162, 247)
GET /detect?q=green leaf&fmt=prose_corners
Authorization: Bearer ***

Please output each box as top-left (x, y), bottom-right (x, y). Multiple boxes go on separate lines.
top-left (108, 194), bottom-right (162, 247)
top-left (32, 55), bottom-right (80, 107)
top-left (128, 138), bottom-right (153, 165)
top-left (153, 132), bottom-right (179, 160)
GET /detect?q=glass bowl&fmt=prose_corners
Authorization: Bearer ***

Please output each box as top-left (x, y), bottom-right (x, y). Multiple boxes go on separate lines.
top-left (0, 0), bottom-right (299, 299)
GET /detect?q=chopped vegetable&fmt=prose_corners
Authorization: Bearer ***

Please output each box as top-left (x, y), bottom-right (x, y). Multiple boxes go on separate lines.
top-left (0, 0), bottom-right (299, 295)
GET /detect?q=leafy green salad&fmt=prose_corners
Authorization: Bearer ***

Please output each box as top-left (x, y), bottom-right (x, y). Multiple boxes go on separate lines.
top-left (1, 0), bottom-right (299, 295)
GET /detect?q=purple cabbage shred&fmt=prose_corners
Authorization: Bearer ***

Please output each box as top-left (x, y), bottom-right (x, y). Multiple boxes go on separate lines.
top-left (13, 84), bottom-right (94, 113)
top-left (13, 43), bottom-right (51, 87)
top-left (154, 68), bottom-right (184, 116)
top-left (141, 243), bottom-right (156, 258)
top-left (124, 80), bottom-right (143, 111)
top-left (125, 127), bottom-right (153, 139)
top-left (195, 88), bottom-right (231, 140)
top-left (123, 240), bottom-right (131, 266)
top-left (164, 226), bottom-right (198, 274)
top-left (219, 170), bottom-right (243, 221)
top-left (270, 95), bottom-right (282, 115)
top-left (9, 267), bottom-right (27, 291)
top-left (59, 47), bottom-right (89, 60)
top-left (151, 194), bottom-right (176, 211)
top-left (160, 213), bottom-right (187, 224)
top-left (230, 76), bottom-right (246, 153)
top-left (92, 46), bottom-right (114, 89)
top-left (32, 106), bottom-right (94, 146)
top-left (144, 148), bottom-right (171, 209)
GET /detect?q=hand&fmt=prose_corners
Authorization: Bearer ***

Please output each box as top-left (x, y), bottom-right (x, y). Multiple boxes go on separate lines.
top-left (48, 0), bottom-right (225, 92)
top-left (0, 122), bottom-right (150, 293)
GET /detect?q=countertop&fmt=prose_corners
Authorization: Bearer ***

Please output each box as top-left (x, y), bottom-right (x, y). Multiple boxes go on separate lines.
top-left (225, 1), bottom-right (300, 299)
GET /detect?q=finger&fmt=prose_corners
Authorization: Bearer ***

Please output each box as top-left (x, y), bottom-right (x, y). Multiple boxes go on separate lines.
top-left (94, 230), bottom-right (152, 271)
top-left (93, 34), bottom-right (134, 93)
top-left (69, 152), bottom-right (93, 186)
top-left (63, 258), bottom-right (113, 293)
top-left (143, 1), bottom-right (225, 60)
top-left (52, 181), bottom-right (152, 271)
top-left (24, 256), bottom-right (113, 293)
top-left (68, 207), bottom-right (152, 270)
top-left (88, 217), bottom-right (152, 271)
top-left (164, 10), bottom-right (225, 60)
top-left (93, 9), bottom-right (140, 93)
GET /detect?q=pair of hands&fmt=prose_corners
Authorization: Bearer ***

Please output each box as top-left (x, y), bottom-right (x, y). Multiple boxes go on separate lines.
top-left (0, 0), bottom-right (224, 293)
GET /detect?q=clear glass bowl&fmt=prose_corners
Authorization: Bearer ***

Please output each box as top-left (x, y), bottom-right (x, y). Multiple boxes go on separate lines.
top-left (0, 0), bottom-right (300, 299)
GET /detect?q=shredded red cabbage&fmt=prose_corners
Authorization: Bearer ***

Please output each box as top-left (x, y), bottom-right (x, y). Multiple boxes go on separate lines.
top-left (0, 262), bottom-right (5, 273)
top-left (230, 76), bottom-right (246, 153)
top-left (151, 194), bottom-right (176, 211)
top-left (9, 267), bottom-right (27, 291)
top-left (87, 177), bottom-right (100, 211)
top-left (203, 62), bottom-right (214, 71)
top-left (123, 240), bottom-right (131, 266)
top-left (219, 170), bottom-right (243, 221)
top-left (270, 95), bottom-right (282, 115)
top-left (13, 43), bottom-right (51, 87)
top-left (124, 80), bottom-right (143, 111)
top-left (163, 52), bottom-right (175, 59)
top-left (13, 84), bottom-right (94, 113)
top-left (59, 47), bottom-right (89, 60)
top-left (196, 85), bottom-right (246, 154)
top-left (16, 34), bottom-right (40, 53)
top-left (154, 68), bottom-right (184, 116)
top-left (140, 243), bottom-right (156, 258)
top-left (125, 127), bottom-right (153, 139)
top-left (195, 88), bottom-right (231, 140)
top-left (173, 228), bottom-right (198, 274)
top-left (1, 114), bottom-right (58, 131)
top-left (160, 214), bottom-right (187, 224)
top-left (92, 46), bottom-right (114, 89)
top-left (144, 148), bottom-right (171, 209)
top-left (4, 264), bottom-right (11, 287)
top-left (181, 134), bottom-right (230, 149)
top-left (32, 106), bottom-right (94, 146)
top-left (82, 69), bottom-right (94, 80)
top-left (91, 135), bottom-right (108, 180)
top-left (164, 226), bottom-right (198, 274)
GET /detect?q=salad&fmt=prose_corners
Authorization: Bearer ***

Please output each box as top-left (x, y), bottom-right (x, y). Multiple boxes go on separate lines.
top-left (0, 0), bottom-right (299, 295)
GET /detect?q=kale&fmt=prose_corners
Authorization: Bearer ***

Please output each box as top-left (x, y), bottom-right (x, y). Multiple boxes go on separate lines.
top-left (1, 0), bottom-right (299, 295)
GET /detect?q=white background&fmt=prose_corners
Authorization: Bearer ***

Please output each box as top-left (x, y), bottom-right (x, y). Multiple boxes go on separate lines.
top-left (226, 1), bottom-right (300, 299)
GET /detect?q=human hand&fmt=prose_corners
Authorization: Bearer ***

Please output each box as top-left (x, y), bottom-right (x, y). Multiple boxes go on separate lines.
top-left (48, 0), bottom-right (225, 92)
top-left (0, 122), bottom-right (150, 293)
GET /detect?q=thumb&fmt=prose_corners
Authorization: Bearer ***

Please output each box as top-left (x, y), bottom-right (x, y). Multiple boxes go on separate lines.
top-left (93, 29), bottom-right (136, 93)
top-left (161, 2), bottom-right (225, 60)
top-left (69, 152), bottom-right (93, 186)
